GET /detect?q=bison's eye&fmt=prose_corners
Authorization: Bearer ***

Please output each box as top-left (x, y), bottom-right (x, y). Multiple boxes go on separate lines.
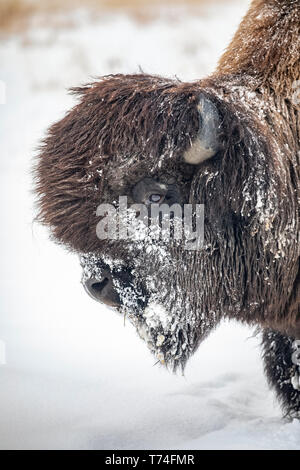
top-left (132, 177), bottom-right (167, 204)
top-left (131, 177), bottom-right (182, 206)
top-left (147, 193), bottom-right (164, 204)
top-left (132, 177), bottom-right (182, 206)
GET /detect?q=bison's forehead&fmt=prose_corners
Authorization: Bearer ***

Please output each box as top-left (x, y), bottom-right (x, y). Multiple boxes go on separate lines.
top-left (85, 77), bottom-right (201, 190)
top-left (81, 74), bottom-right (200, 159)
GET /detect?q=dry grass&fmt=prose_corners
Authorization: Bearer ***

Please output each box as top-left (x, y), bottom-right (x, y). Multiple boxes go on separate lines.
top-left (0, 0), bottom-right (225, 33)
top-left (0, 0), bottom-right (33, 31)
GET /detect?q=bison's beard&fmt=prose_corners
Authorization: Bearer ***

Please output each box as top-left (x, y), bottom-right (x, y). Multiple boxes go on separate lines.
top-left (80, 240), bottom-right (210, 372)
top-left (130, 300), bottom-right (199, 372)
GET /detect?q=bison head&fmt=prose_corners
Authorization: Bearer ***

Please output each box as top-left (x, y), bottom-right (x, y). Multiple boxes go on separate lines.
top-left (35, 73), bottom-right (299, 371)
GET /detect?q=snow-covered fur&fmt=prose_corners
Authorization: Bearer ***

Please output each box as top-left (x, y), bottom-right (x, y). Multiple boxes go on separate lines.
top-left (35, 0), bottom-right (299, 416)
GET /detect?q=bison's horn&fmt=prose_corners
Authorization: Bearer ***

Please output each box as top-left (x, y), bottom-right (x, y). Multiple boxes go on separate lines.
top-left (184, 95), bottom-right (221, 165)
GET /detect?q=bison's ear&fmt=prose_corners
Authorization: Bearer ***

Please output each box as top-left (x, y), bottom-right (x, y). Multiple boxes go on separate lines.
top-left (183, 94), bottom-right (221, 165)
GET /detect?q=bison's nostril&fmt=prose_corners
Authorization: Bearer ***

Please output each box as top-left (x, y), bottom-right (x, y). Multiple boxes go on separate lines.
top-left (83, 272), bottom-right (121, 307)
top-left (90, 278), bottom-right (109, 294)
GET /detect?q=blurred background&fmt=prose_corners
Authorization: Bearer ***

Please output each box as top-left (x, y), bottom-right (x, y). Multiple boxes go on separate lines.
top-left (1, 0), bottom-right (299, 450)
top-left (0, 0), bottom-right (243, 32)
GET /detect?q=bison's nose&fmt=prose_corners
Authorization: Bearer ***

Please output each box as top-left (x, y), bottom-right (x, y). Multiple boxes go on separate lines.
top-left (84, 270), bottom-right (121, 307)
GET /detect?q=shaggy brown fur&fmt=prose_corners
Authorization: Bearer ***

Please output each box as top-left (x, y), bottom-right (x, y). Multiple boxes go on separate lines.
top-left (217, 0), bottom-right (300, 96)
top-left (35, 0), bottom-right (300, 415)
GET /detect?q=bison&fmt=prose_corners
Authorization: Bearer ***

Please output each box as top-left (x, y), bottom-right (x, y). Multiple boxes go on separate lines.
top-left (35, 0), bottom-right (300, 417)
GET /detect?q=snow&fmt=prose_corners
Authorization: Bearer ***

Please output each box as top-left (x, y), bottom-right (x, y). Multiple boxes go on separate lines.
top-left (144, 303), bottom-right (171, 330)
top-left (1, 0), bottom-right (300, 450)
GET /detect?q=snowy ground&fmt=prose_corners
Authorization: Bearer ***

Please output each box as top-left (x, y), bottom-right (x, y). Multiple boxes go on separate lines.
top-left (1, 0), bottom-right (300, 450)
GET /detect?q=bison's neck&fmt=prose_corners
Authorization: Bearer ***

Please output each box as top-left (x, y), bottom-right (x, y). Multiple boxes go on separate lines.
top-left (216, 0), bottom-right (300, 98)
